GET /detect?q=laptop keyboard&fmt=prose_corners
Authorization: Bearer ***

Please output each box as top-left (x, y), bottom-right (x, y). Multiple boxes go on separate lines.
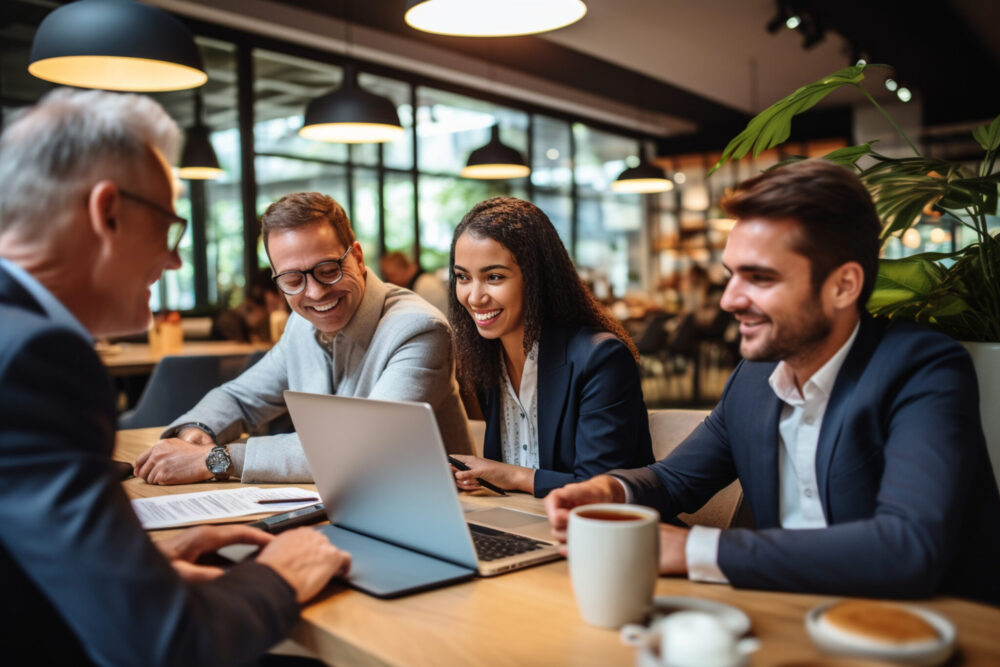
top-left (469, 523), bottom-right (549, 561)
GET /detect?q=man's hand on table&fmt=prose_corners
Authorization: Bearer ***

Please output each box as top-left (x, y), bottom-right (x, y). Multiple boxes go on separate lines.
top-left (544, 475), bottom-right (691, 575)
top-left (155, 524), bottom-right (352, 599)
top-left (257, 528), bottom-right (352, 603)
top-left (157, 524), bottom-right (274, 581)
top-left (134, 427), bottom-right (216, 484)
top-left (543, 475), bottom-right (624, 546)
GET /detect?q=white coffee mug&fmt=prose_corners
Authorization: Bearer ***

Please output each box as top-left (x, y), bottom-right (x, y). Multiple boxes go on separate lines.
top-left (568, 503), bottom-right (659, 628)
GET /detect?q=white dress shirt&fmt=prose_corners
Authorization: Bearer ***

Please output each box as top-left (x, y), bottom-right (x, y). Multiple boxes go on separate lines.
top-left (683, 323), bottom-right (861, 583)
top-left (499, 342), bottom-right (540, 469)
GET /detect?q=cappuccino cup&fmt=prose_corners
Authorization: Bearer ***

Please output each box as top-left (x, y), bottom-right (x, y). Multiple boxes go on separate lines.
top-left (568, 503), bottom-right (659, 628)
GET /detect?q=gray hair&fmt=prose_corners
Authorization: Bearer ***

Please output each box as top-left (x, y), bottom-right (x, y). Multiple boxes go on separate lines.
top-left (0, 87), bottom-right (180, 237)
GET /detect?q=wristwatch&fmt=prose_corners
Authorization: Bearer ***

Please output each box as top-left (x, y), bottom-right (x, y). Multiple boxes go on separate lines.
top-left (205, 445), bottom-right (232, 481)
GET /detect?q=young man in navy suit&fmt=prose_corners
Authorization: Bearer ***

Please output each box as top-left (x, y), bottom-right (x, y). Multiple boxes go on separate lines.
top-left (546, 159), bottom-right (1000, 604)
top-left (0, 88), bottom-right (350, 664)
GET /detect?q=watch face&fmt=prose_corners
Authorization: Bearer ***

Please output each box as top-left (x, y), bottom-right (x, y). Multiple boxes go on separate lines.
top-left (206, 447), bottom-right (231, 475)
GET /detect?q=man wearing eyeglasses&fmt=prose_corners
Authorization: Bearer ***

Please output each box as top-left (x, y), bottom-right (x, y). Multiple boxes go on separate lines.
top-left (135, 191), bottom-right (473, 485)
top-left (0, 89), bottom-right (351, 664)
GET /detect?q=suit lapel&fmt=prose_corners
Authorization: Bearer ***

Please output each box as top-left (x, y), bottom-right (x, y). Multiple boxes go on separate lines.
top-left (752, 386), bottom-right (784, 528)
top-left (814, 316), bottom-right (879, 521)
top-left (537, 324), bottom-right (571, 470)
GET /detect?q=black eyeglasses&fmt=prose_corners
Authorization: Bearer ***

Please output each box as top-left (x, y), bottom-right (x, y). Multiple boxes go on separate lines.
top-left (272, 246), bottom-right (354, 295)
top-left (119, 189), bottom-right (188, 252)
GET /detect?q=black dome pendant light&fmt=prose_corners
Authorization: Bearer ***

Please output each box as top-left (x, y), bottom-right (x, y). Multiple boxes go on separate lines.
top-left (299, 64), bottom-right (405, 144)
top-left (612, 146), bottom-right (673, 194)
top-left (461, 125), bottom-right (530, 180)
top-left (28, 0), bottom-right (206, 92)
top-left (178, 93), bottom-right (223, 180)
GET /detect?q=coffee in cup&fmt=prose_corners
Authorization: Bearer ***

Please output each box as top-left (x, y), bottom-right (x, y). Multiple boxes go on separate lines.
top-left (568, 503), bottom-right (659, 628)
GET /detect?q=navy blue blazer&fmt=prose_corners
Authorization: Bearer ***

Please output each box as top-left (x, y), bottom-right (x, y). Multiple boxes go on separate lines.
top-left (480, 323), bottom-right (653, 497)
top-left (615, 314), bottom-right (1000, 604)
top-left (0, 264), bottom-right (299, 665)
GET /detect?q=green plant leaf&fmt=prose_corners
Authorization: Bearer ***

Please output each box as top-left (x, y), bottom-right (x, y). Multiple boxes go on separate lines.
top-left (870, 256), bottom-right (945, 303)
top-left (821, 142), bottom-right (875, 167)
top-left (972, 114), bottom-right (1000, 151)
top-left (708, 65), bottom-right (870, 176)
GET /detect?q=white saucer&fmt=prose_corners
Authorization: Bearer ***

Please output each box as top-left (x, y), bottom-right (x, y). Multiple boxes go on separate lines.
top-left (805, 601), bottom-right (956, 666)
top-left (651, 596), bottom-right (751, 636)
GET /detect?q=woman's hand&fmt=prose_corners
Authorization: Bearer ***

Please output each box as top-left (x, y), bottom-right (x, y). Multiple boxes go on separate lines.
top-left (449, 454), bottom-right (535, 494)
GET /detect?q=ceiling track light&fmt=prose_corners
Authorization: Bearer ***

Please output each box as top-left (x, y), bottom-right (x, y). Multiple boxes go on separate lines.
top-left (461, 125), bottom-right (530, 180)
top-left (612, 148), bottom-right (673, 194)
top-left (28, 0), bottom-right (206, 92)
top-left (178, 93), bottom-right (223, 180)
top-left (404, 0), bottom-right (587, 37)
top-left (299, 64), bottom-right (404, 144)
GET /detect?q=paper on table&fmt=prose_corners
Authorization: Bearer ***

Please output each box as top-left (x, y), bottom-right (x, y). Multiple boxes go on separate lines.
top-left (132, 487), bottom-right (320, 530)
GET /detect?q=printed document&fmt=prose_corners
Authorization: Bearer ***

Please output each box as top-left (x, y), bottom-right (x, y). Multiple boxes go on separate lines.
top-left (132, 487), bottom-right (320, 529)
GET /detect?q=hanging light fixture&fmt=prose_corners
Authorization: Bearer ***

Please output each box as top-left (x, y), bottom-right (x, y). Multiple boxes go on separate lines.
top-left (28, 0), bottom-right (206, 92)
top-left (404, 0), bottom-right (587, 37)
top-left (611, 148), bottom-right (673, 194)
top-left (461, 125), bottom-right (530, 179)
top-left (178, 93), bottom-right (223, 180)
top-left (299, 64), bottom-right (404, 143)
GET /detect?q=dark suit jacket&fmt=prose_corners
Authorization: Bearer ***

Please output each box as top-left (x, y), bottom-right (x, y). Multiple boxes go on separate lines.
top-left (481, 323), bottom-right (653, 497)
top-left (614, 314), bottom-right (1000, 604)
top-left (0, 264), bottom-right (299, 666)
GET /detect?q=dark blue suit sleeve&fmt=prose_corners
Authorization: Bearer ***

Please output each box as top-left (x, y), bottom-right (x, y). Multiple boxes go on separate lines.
top-left (0, 326), bottom-right (298, 666)
top-left (534, 336), bottom-right (651, 496)
top-left (612, 372), bottom-right (740, 515)
top-left (717, 343), bottom-right (985, 598)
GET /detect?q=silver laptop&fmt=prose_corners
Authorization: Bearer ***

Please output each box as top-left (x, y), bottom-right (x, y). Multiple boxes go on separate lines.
top-left (284, 391), bottom-right (560, 597)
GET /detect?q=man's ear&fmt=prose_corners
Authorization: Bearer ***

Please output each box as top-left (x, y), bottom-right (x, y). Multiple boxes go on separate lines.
top-left (828, 261), bottom-right (864, 310)
top-left (87, 180), bottom-right (120, 242)
top-left (352, 241), bottom-right (367, 276)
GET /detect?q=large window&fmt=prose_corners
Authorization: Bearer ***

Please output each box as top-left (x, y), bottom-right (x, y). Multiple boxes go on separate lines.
top-left (2, 2), bottom-right (656, 314)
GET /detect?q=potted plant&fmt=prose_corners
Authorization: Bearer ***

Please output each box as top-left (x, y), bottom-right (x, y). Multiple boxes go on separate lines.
top-left (708, 63), bottom-right (1000, 482)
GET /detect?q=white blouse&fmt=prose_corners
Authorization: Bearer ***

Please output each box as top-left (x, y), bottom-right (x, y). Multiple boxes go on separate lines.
top-left (498, 341), bottom-right (540, 469)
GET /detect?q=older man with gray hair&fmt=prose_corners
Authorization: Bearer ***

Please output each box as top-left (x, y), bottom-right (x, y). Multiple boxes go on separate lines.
top-left (0, 88), bottom-right (350, 665)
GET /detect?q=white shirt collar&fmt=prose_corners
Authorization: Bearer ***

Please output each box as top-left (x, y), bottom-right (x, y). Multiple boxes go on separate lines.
top-left (0, 257), bottom-right (91, 342)
top-left (768, 322), bottom-right (860, 407)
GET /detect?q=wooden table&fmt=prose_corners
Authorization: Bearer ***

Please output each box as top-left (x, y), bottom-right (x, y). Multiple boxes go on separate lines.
top-left (116, 429), bottom-right (1000, 666)
top-left (99, 341), bottom-right (271, 377)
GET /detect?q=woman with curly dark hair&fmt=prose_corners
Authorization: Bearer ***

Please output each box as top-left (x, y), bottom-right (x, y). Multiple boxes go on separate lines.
top-left (448, 197), bottom-right (653, 498)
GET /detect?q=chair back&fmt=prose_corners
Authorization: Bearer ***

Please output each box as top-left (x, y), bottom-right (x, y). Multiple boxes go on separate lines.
top-left (117, 353), bottom-right (250, 429)
top-left (647, 409), bottom-right (744, 529)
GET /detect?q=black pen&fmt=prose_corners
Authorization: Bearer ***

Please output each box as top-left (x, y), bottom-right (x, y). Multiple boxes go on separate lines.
top-left (257, 497), bottom-right (321, 505)
top-left (447, 456), bottom-right (507, 496)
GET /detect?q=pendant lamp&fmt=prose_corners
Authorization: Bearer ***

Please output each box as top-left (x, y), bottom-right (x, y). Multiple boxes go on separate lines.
top-left (461, 125), bottom-right (530, 180)
top-left (178, 94), bottom-right (223, 180)
top-left (299, 65), bottom-right (404, 144)
top-left (404, 0), bottom-right (587, 37)
top-left (28, 0), bottom-right (206, 92)
top-left (611, 149), bottom-right (673, 194)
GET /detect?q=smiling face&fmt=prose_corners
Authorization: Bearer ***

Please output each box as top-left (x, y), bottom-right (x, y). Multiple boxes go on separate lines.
top-left (720, 217), bottom-right (835, 374)
top-left (453, 232), bottom-right (525, 353)
top-left (102, 148), bottom-right (183, 336)
top-left (267, 220), bottom-right (366, 335)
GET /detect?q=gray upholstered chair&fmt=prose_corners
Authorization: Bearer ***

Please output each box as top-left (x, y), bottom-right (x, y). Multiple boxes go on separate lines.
top-left (647, 409), bottom-right (744, 529)
top-left (117, 353), bottom-right (252, 429)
